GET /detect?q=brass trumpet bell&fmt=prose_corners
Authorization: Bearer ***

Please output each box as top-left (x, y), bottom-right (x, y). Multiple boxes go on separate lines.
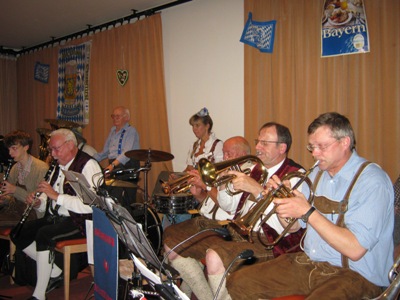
top-left (160, 174), bottom-right (193, 195)
top-left (198, 155), bottom-right (268, 196)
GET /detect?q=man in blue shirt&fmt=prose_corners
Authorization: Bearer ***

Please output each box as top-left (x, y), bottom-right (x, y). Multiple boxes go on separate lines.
top-left (94, 106), bottom-right (140, 208)
top-left (226, 112), bottom-right (394, 300)
top-left (94, 106), bottom-right (140, 172)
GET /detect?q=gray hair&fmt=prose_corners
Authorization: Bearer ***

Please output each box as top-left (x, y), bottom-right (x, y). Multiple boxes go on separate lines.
top-left (50, 128), bottom-right (77, 146)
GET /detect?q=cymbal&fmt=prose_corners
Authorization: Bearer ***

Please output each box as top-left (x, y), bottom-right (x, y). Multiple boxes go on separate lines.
top-left (125, 149), bottom-right (174, 162)
top-left (105, 179), bottom-right (138, 188)
top-left (45, 118), bottom-right (81, 129)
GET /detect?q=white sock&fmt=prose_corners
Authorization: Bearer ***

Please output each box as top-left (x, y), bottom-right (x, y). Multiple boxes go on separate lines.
top-left (50, 262), bottom-right (62, 278)
top-left (22, 241), bottom-right (37, 260)
top-left (170, 256), bottom-right (213, 300)
top-left (32, 250), bottom-right (52, 300)
top-left (208, 273), bottom-right (232, 300)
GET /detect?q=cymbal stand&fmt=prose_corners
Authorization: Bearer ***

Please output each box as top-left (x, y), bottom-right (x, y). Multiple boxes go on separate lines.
top-left (136, 157), bottom-right (152, 236)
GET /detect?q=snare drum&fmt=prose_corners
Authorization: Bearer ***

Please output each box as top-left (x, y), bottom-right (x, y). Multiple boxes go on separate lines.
top-left (154, 193), bottom-right (196, 215)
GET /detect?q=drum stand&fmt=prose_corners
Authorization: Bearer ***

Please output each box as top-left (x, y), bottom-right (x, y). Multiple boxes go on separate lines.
top-left (138, 159), bottom-right (152, 240)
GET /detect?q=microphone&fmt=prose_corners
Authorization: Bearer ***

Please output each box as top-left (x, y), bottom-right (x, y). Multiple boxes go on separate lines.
top-left (238, 249), bottom-right (253, 259)
top-left (212, 249), bottom-right (254, 300)
top-left (157, 227), bottom-right (232, 299)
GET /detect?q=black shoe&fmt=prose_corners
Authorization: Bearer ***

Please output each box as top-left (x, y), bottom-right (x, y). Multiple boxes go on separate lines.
top-left (46, 273), bottom-right (63, 293)
top-left (26, 297), bottom-right (43, 300)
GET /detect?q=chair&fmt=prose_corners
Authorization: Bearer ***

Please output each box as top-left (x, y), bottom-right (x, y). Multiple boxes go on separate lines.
top-left (0, 226), bottom-right (16, 284)
top-left (55, 238), bottom-right (87, 300)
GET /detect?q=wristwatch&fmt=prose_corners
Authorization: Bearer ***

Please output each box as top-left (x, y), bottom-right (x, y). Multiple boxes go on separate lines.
top-left (301, 207), bottom-right (316, 223)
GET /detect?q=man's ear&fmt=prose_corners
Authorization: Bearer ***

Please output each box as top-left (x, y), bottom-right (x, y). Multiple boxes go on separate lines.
top-left (279, 143), bottom-right (287, 154)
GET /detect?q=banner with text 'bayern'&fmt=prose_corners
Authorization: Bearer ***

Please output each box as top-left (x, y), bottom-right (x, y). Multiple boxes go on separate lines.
top-left (321, 0), bottom-right (369, 57)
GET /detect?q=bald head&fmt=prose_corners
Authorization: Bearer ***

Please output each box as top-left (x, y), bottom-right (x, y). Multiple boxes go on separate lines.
top-left (223, 136), bottom-right (251, 160)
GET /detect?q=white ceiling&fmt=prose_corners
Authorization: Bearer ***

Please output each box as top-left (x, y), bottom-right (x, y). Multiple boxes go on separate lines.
top-left (0, 0), bottom-right (188, 52)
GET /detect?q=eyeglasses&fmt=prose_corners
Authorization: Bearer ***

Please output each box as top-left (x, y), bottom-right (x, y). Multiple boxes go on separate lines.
top-left (306, 139), bottom-right (340, 153)
top-left (48, 141), bottom-right (69, 153)
top-left (111, 114), bottom-right (125, 119)
top-left (254, 139), bottom-right (281, 146)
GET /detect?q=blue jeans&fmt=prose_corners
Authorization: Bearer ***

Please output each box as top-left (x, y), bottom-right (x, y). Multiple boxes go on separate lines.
top-left (162, 213), bottom-right (192, 229)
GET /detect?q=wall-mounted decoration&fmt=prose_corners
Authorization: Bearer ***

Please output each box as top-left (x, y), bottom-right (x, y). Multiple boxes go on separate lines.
top-left (321, 0), bottom-right (369, 57)
top-left (34, 62), bottom-right (50, 83)
top-left (117, 69), bottom-right (129, 86)
top-left (240, 12), bottom-right (276, 53)
top-left (57, 41), bottom-right (91, 125)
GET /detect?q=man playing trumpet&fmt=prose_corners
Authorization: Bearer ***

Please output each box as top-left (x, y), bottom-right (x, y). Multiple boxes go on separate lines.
top-left (204, 122), bottom-right (306, 300)
top-left (226, 112), bottom-right (394, 299)
top-left (164, 122), bottom-right (305, 300)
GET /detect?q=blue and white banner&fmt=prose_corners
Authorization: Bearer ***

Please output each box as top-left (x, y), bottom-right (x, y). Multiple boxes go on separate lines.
top-left (34, 62), bottom-right (50, 83)
top-left (321, 0), bottom-right (369, 57)
top-left (57, 42), bottom-right (91, 124)
top-left (240, 12), bottom-right (276, 53)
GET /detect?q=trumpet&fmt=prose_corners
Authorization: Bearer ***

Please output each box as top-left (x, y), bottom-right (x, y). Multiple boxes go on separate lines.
top-left (0, 159), bottom-right (14, 195)
top-left (160, 174), bottom-right (194, 195)
top-left (229, 160), bottom-right (319, 248)
top-left (198, 155), bottom-right (268, 196)
top-left (11, 160), bottom-right (57, 239)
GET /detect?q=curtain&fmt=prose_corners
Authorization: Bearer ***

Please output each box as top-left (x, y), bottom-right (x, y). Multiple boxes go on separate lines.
top-left (0, 56), bottom-right (18, 134)
top-left (14, 14), bottom-right (172, 197)
top-left (244, 0), bottom-right (400, 181)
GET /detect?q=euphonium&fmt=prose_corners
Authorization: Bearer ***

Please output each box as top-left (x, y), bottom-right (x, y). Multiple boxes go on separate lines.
top-left (229, 160), bottom-right (319, 248)
top-left (198, 155), bottom-right (268, 196)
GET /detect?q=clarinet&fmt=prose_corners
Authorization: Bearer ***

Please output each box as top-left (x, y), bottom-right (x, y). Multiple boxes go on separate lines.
top-left (0, 159), bottom-right (14, 195)
top-left (11, 160), bottom-right (57, 239)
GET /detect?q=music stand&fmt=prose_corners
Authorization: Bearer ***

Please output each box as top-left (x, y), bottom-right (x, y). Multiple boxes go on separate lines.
top-left (62, 170), bottom-right (99, 205)
top-left (102, 199), bottom-right (188, 300)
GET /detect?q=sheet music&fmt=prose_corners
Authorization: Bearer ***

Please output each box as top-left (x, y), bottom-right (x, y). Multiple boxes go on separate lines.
top-left (62, 170), bottom-right (99, 205)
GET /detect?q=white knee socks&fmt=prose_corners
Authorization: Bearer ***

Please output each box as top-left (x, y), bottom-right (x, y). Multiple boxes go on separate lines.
top-left (170, 256), bottom-right (213, 300)
top-left (32, 250), bottom-right (52, 300)
top-left (208, 273), bottom-right (232, 300)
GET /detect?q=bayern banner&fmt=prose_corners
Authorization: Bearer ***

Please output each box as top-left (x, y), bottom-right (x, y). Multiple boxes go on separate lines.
top-left (57, 42), bottom-right (91, 124)
top-left (321, 0), bottom-right (369, 57)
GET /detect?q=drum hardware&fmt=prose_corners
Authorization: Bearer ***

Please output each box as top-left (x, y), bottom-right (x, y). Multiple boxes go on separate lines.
top-left (125, 149), bottom-right (174, 255)
top-left (125, 149), bottom-right (174, 163)
top-left (154, 193), bottom-right (196, 215)
top-left (105, 179), bottom-right (138, 188)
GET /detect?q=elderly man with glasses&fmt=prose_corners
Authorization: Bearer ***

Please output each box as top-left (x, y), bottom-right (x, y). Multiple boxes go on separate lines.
top-left (93, 106), bottom-right (140, 173)
top-left (10, 128), bottom-right (102, 300)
